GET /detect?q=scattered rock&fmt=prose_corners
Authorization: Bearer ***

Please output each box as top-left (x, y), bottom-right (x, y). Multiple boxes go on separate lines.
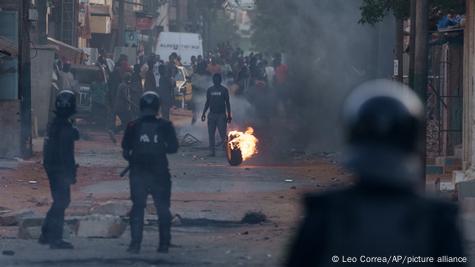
top-left (172, 214), bottom-right (182, 226)
top-left (0, 209), bottom-right (36, 226)
top-left (76, 214), bottom-right (126, 238)
top-left (27, 197), bottom-right (49, 207)
top-left (18, 217), bottom-right (54, 239)
top-left (2, 250), bottom-right (15, 256)
top-left (0, 207), bottom-right (11, 215)
top-left (90, 201), bottom-right (131, 217)
top-left (241, 211), bottom-right (267, 224)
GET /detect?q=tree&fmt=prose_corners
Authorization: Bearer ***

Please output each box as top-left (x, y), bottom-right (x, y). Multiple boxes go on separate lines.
top-left (359, 0), bottom-right (410, 25)
top-left (359, 0), bottom-right (465, 26)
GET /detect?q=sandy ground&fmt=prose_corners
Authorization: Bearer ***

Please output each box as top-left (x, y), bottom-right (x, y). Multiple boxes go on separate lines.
top-left (0, 114), bottom-right (348, 267)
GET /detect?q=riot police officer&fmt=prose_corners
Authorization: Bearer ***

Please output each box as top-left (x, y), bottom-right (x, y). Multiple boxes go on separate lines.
top-left (39, 90), bottom-right (79, 249)
top-left (286, 80), bottom-right (465, 266)
top-left (122, 91), bottom-right (179, 254)
top-left (201, 73), bottom-right (232, 157)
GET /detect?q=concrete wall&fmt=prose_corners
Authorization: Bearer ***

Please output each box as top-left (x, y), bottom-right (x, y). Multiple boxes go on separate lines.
top-left (463, 0), bottom-right (475, 178)
top-left (0, 100), bottom-right (21, 158)
top-left (31, 45), bottom-right (56, 135)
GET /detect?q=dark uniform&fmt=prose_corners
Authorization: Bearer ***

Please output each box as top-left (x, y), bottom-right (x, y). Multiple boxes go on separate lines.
top-left (122, 91), bottom-right (179, 254)
top-left (286, 80), bottom-right (466, 267)
top-left (201, 74), bottom-right (232, 156)
top-left (40, 90), bottom-right (79, 249)
top-left (157, 64), bottom-right (175, 121)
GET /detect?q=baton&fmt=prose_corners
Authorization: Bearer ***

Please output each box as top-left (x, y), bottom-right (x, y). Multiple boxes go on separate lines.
top-left (120, 166), bottom-right (130, 177)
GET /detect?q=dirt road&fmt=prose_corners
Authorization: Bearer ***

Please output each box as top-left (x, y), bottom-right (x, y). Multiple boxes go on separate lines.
top-left (0, 122), bottom-right (347, 267)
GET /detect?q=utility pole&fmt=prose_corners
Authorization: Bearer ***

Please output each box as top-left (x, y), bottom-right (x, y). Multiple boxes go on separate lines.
top-left (18, 0), bottom-right (32, 158)
top-left (409, 0), bottom-right (416, 88)
top-left (118, 0), bottom-right (125, 47)
top-left (414, 0), bottom-right (429, 182)
top-left (395, 17), bottom-right (404, 82)
top-left (37, 0), bottom-right (47, 45)
top-left (176, 0), bottom-right (183, 32)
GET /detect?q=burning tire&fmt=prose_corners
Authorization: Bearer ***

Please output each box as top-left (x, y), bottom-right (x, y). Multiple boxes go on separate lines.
top-left (226, 127), bottom-right (258, 166)
top-left (227, 140), bottom-right (243, 166)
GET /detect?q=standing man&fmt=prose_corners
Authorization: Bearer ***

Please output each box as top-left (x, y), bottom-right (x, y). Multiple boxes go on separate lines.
top-left (114, 72), bottom-right (133, 132)
top-left (201, 73), bottom-right (232, 157)
top-left (157, 65), bottom-right (175, 120)
top-left (122, 91), bottom-right (179, 254)
top-left (39, 90), bottom-right (79, 249)
top-left (58, 61), bottom-right (75, 91)
top-left (144, 56), bottom-right (157, 92)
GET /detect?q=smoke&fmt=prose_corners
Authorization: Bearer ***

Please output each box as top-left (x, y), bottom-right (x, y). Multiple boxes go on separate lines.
top-left (178, 0), bottom-right (396, 158)
top-left (253, 0), bottom-right (395, 154)
top-left (176, 75), bottom-right (256, 144)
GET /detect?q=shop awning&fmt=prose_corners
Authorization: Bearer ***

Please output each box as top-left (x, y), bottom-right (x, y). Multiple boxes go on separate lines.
top-left (47, 37), bottom-right (85, 64)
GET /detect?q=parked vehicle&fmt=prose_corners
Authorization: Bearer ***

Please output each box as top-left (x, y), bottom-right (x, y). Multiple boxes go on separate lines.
top-left (70, 64), bottom-right (109, 124)
top-left (155, 32), bottom-right (203, 65)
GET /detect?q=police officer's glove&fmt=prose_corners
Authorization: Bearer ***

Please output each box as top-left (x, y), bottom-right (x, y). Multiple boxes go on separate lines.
top-left (201, 114), bottom-right (206, 122)
top-left (227, 116), bottom-right (232, 124)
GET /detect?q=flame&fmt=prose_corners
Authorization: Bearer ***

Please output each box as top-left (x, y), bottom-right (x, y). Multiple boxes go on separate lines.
top-left (228, 127), bottom-right (258, 161)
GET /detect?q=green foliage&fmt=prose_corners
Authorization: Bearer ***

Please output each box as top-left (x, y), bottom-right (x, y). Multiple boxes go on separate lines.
top-left (359, 0), bottom-right (409, 25)
top-left (359, 0), bottom-right (465, 26)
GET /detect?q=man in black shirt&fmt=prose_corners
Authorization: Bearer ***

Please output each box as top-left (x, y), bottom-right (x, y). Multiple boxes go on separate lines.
top-left (201, 73), bottom-right (232, 157)
top-left (122, 91), bottom-right (179, 254)
top-left (40, 90), bottom-right (79, 249)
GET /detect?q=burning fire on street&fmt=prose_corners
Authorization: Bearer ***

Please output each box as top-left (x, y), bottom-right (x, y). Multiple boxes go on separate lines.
top-left (227, 127), bottom-right (259, 166)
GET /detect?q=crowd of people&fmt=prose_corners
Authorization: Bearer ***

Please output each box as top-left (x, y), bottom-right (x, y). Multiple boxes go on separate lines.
top-left (97, 53), bottom-right (181, 132)
top-left (51, 41), bottom-right (289, 134)
top-left (190, 42), bottom-right (289, 94)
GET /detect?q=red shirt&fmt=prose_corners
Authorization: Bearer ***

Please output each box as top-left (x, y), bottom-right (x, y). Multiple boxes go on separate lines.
top-left (274, 64), bottom-right (288, 85)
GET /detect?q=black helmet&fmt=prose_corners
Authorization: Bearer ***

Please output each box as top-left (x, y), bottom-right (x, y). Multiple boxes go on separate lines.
top-left (55, 90), bottom-right (76, 117)
top-left (342, 79), bottom-right (424, 188)
top-left (140, 91), bottom-right (160, 116)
